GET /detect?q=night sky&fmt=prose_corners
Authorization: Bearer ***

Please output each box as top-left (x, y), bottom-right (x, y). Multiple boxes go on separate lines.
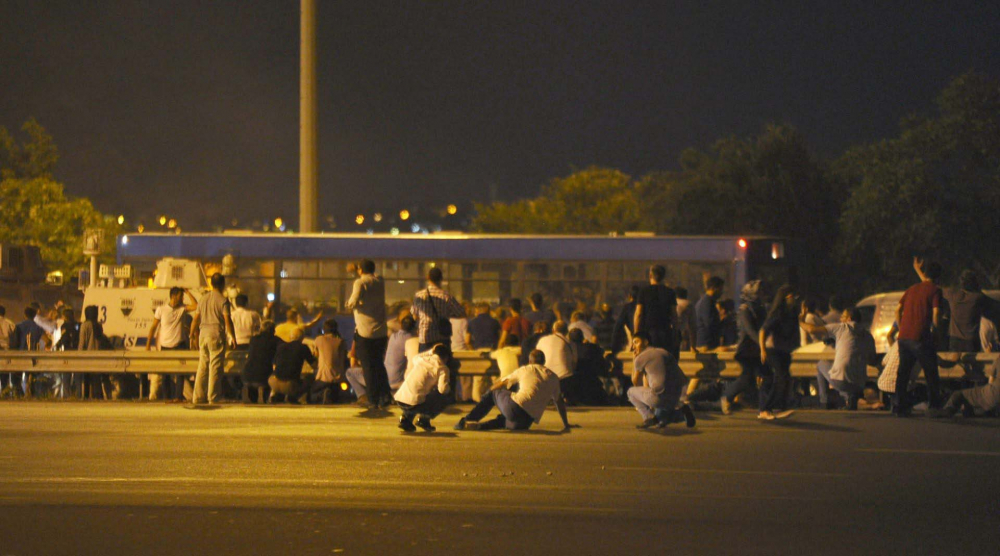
top-left (2, 1), bottom-right (998, 231)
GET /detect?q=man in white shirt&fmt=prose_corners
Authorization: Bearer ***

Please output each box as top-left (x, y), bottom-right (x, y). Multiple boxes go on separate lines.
top-left (230, 294), bottom-right (261, 348)
top-left (393, 344), bottom-right (452, 432)
top-left (455, 350), bottom-right (572, 432)
top-left (146, 287), bottom-right (197, 401)
top-left (536, 321), bottom-right (576, 379)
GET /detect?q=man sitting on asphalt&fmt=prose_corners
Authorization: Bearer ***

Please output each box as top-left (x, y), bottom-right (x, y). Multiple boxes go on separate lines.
top-left (394, 344), bottom-right (452, 432)
top-left (627, 332), bottom-right (696, 429)
top-left (454, 350), bottom-right (572, 432)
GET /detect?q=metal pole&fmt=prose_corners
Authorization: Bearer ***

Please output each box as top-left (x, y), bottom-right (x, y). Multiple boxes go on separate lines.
top-left (299, 0), bottom-right (318, 233)
top-left (89, 255), bottom-right (98, 288)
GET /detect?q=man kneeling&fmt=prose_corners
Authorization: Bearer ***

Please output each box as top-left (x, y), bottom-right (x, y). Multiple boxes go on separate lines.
top-left (455, 350), bottom-right (572, 432)
top-left (394, 344), bottom-right (452, 432)
top-left (628, 332), bottom-right (696, 429)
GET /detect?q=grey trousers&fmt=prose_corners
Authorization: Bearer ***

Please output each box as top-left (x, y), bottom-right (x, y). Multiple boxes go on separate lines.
top-left (193, 335), bottom-right (225, 404)
top-left (627, 385), bottom-right (681, 421)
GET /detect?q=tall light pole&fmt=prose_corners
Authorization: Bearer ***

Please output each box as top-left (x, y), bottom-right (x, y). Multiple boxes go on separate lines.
top-left (299, 0), bottom-right (318, 233)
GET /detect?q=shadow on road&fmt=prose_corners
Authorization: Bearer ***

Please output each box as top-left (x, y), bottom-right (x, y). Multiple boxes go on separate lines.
top-left (767, 420), bottom-right (859, 433)
top-left (637, 427), bottom-right (702, 437)
top-left (356, 408), bottom-right (395, 419)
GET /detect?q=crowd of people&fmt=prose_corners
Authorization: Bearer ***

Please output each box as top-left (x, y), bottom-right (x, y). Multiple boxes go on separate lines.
top-left (2, 256), bottom-right (998, 430)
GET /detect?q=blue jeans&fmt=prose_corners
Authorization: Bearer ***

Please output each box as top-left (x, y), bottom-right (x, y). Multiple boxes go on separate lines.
top-left (464, 388), bottom-right (534, 430)
top-left (627, 385), bottom-right (682, 421)
top-left (816, 361), bottom-right (862, 406)
top-left (894, 339), bottom-right (940, 410)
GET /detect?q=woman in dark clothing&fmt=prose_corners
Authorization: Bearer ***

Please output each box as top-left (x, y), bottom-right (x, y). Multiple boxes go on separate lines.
top-left (758, 285), bottom-right (799, 420)
top-left (720, 280), bottom-right (766, 415)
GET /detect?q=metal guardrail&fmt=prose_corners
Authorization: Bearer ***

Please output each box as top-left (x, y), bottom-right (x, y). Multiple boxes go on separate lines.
top-left (0, 349), bottom-right (994, 381)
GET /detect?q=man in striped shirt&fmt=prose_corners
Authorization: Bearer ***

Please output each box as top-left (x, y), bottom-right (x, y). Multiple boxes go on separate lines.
top-left (411, 267), bottom-right (465, 352)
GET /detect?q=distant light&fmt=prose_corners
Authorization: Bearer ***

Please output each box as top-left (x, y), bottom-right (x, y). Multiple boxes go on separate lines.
top-left (137, 224), bottom-right (145, 233)
top-left (737, 238), bottom-right (747, 249)
top-left (274, 217), bottom-right (283, 229)
top-left (231, 218), bottom-right (239, 227)
top-left (399, 209), bottom-right (410, 221)
top-left (117, 215), bottom-right (125, 225)
top-left (355, 214), bottom-right (365, 225)
top-left (390, 227), bottom-right (399, 236)
top-left (340, 382), bottom-right (349, 391)
top-left (159, 216), bottom-right (167, 226)
top-left (266, 293), bottom-right (275, 302)
top-left (280, 270), bottom-right (288, 278)
top-left (167, 218), bottom-right (177, 229)
top-left (366, 228), bottom-right (374, 235)
top-left (174, 227), bottom-right (181, 235)
top-left (398, 280), bottom-right (405, 284)
top-left (373, 212), bottom-right (383, 223)
top-left (771, 242), bottom-right (784, 260)
top-left (446, 204), bottom-right (457, 215)
top-left (411, 224), bottom-right (420, 233)
top-left (147, 277), bottom-right (154, 288)
top-left (121, 235), bottom-right (129, 245)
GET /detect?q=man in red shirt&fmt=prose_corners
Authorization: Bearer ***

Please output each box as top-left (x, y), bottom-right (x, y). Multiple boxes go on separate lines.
top-left (498, 298), bottom-right (531, 350)
top-left (893, 257), bottom-right (943, 416)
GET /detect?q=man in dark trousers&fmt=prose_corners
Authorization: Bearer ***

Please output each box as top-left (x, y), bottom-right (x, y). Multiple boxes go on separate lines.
top-left (345, 259), bottom-right (390, 408)
top-left (633, 265), bottom-right (678, 357)
top-left (894, 257), bottom-right (943, 416)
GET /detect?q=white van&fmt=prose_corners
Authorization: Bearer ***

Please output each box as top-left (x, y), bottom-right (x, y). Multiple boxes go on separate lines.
top-left (854, 290), bottom-right (1000, 353)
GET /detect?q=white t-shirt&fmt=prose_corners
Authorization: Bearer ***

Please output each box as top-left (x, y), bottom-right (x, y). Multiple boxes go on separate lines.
top-left (535, 333), bottom-right (576, 378)
top-left (394, 351), bottom-right (450, 406)
top-left (154, 304), bottom-right (186, 348)
top-left (800, 313), bottom-right (827, 345)
top-left (507, 364), bottom-right (562, 423)
top-left (231, 307), bottom-right (261, 345)
top-left (450, 317), bottom-right (469, 351)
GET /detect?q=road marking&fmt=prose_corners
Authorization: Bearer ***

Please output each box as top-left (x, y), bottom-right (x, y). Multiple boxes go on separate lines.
top-left (603, 466), bottom-right (849, 478)
top-left (856, 448), bottom-right (1000, 457)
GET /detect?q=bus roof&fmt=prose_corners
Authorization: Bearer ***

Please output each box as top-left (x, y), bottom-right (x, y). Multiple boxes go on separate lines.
top-left (118, 232), bottom-right (782, 263)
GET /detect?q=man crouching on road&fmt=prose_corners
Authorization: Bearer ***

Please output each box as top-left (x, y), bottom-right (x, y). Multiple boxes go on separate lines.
top-left (454, 350), bottom-right (573, 432)
top-left (394, 344), bottom-right (452, 432)
top-left (628, 332), bottom-right (696, 429)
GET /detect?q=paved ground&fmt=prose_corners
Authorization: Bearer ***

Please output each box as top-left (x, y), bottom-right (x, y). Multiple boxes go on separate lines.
top-left (0, 402), bottom-right (998, 556)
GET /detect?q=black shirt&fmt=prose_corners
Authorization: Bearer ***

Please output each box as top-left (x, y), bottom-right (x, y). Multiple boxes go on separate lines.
top-left (467, 313), bottom-right (501, 349)
top-left (637, 284), bottom-right (677, 331)
top-left (242, 332), bottom-right (279, 383)
top-left (272, 339), bottom-right (317, 381)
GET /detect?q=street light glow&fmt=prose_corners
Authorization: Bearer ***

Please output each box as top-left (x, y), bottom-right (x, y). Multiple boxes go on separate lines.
top-left (447, 204), bottom-right (457, 215)
top-left (274, 217), bottom-right (283, 229)
top-left (399, 209), bottom-right (410, 221)
top-left (167, 218), bottom-right (177, 229)
top-left (373, 213), bottom-right (383, 222)
top-left (159, 216), bottom-right (167, 226)
top-left (137, 224), bottom-right (145, 233)
top-left (355, 214), bottom-right (365, 225)
top-left (117, 215), bottom-right (125, 225)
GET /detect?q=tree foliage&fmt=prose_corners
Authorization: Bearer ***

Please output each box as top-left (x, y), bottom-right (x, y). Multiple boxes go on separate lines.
top-left (835, 72), bottom-right (1000, 292)
top-left (471, 167), bottom-right (642, 234)
top-left (0, 120), bottom-right (119, 274)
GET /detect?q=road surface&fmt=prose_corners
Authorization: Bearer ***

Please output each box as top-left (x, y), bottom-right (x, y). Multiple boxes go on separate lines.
top-left (0, 402), bottom-right (997, 555)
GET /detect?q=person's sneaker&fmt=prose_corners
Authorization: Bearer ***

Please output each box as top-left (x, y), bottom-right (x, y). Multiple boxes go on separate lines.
top-left (720, 397), bottom-right (732, 416)
top-left (773, 410), bottom-right (795, 420)
top-left (398, 416), bottom-right (416, 433)
top-left (415, 416), bottom-right (436, 432)
top-left (453, 418), bottom-right (467, 431)
top-left (464, 420), bottom-right (482, 431)
top-left (757, 411), bottom-right (776, 421)
top-left (635, 417), bottom-right (659, 429)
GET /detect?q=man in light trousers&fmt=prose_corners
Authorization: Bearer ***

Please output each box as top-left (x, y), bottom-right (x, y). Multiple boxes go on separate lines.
top-left (189, 273), bottom-right (236, 405)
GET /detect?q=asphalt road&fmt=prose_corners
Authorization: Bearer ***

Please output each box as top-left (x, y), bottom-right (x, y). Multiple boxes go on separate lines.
top-left (0, 402), bottom-right (998, 556)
